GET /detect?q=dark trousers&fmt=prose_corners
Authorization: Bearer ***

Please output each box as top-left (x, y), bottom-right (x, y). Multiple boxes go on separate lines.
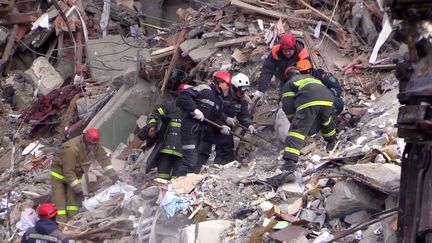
top-left (283, 106), bottom-right (336, 162)
top-left (198, 134), bottom-right (234, 167)
top-left (157, 153), bottom-right (182, 179)
top-left (179, 119), bottom-right (202, 175)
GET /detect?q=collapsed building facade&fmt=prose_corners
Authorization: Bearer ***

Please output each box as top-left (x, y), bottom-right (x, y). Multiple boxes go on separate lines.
top-left (0, 0), bottom-right (426, 242)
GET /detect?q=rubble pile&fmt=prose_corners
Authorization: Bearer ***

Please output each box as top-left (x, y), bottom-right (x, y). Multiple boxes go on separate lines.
top-left (0, 0), bottom-right (405, 242)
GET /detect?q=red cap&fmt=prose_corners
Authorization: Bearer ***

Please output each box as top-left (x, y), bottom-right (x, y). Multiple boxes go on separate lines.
top-left (280, 33), bottom-right (296, 49)
top-left (38, 203), bottom-right (57, 219)
top-left (84, 128), bottom-right (101, 145)
top-left (214, 70), bottom-right (232, 85)
top-left (176, 84), bottom-right (193, 94)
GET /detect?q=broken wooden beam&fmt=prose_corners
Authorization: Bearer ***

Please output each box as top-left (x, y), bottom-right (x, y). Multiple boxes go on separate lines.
top-left (150, 46), bottom-right (175, 61)
top-left (0, 11), bottom-right (40, 25)
top-left (230, 0), bottom-right (319, 25)
top-left (296, 0), bottom-right (344, 31)
top-left (215, 34), bottom-right (263, 48)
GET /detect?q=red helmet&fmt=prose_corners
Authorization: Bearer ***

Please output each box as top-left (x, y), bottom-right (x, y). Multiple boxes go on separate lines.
top-left (176, 84), bottom-right (193, 94)
top-left (280, 33), bottom-right (296, 49)
top-left (84, 128), bottom-right (101, 145)
top-left (214, 70), bottom-right (232, 85)
top-left (38, 203), bottom-right (57, 219)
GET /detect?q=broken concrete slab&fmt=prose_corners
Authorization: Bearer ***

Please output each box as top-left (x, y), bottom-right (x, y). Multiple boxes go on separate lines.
top-left (86, 80), bottom-right (157, 150)
top-left (359, 222), bottom-right (383, 243)
top-left (341, 163), bottom-right (401, 196)
top-left (177, 220), bottom-right (232, 243)
top-left (277, 182), bottom-right (303, 197)
top-left (325, 180), bottom-right (384, 219)
top-left (344, 210), bottom-right (370, 225)
top-left (180, 38), bottom-right (205, 57)
top-left (269, 225), bottom-right (309, 242)
top-left (86, 35), bottom-right (149, 82)
top-left (25, 57), bottom-right (63, 96)
top-left (188, 42), bottom-right (216, 63)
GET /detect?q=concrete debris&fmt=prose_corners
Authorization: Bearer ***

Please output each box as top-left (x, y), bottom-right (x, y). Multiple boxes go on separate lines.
top-left (341, 163), bottom-right (401, 196)
top-left (325, 180), bottom-right (384, 219)
top-left (25, 57), bottom-right (63, 96)
top-left (0, 0), bottom-right (408, 241)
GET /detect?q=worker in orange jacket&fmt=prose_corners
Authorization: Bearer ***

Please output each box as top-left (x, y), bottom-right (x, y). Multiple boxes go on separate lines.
top-left (50, 128), bottom-right (119, 222)
top-left (254, 33), bottom-right (311, 98)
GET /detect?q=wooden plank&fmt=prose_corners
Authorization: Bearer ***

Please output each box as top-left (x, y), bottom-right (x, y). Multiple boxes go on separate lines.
top-left (150, 46), bottom-right (175, 61)
top-left (230, 0), bottom-right (319, 25)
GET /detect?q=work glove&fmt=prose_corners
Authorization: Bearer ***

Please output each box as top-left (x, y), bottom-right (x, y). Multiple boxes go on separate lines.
top-left (193, 109), bottom-right (204, 121)
top-left (220, 125), bottom-right (231, 135)
top-left (248, 125), bottom-right (257, 134)
top-left (148, 127), bottom-right (157, 138)
top-left (253, 90), bottom-right (263, 99)
top-left (225, 117), bottom-right (237, 127)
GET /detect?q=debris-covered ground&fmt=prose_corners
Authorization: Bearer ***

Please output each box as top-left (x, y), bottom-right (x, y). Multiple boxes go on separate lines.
top-left (0, 0), bottom-right (405, 242)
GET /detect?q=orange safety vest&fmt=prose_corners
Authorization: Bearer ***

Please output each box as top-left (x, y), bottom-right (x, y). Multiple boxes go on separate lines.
top-left (271, 44), bottom-right (310, 61)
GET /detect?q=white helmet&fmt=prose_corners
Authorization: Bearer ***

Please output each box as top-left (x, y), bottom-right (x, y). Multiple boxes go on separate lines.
top-left (231, 73), bottom-right (250, 90)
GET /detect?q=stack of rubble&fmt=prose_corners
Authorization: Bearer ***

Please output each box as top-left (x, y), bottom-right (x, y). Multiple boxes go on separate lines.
top-left (0, 0), bottom-right (405, 242)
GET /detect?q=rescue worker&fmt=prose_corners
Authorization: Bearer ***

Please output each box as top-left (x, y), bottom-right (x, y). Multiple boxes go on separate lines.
top-left (50, 128), bottom-right (119, 222)
top-left (198, 73), bottom-right (257, 165)
top-left (136, 84), bottom-right (192, 180)
top-left (21, 203), bottom-right (69, 243)
top-left (254, 33), bottom-right (310, 98)
top-left (296, 59), bottom-right (344, 115)
top-left (176, 70), bottom-right (232, 175)
top-left (280, 67), bottom-right (337, 171)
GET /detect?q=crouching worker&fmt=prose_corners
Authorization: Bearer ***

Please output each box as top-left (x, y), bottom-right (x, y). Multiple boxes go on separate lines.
top-left (50, 128), bottom-right (119, 222)
top-left (21, 203), bottom-right (69, 243)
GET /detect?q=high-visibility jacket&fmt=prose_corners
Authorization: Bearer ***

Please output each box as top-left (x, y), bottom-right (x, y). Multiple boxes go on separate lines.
top-left (146, 101), bottom-right (183, 157)
top-left (50, 136), bottom-right (116, 193)
top-left (281, 74), bottom-right (334, 119)
top-left (258, 38), bottom-right (310, 93)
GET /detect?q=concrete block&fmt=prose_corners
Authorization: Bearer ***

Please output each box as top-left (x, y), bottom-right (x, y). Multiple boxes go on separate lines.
top-left (188, 42), bottom-right (215, 63)
top-left (325, 180), bottom-right (384, 219)
top-left (25, 57), bottom-right (63, 96)
top-left (180, 39), bottom-right (205, 57)
top-left (344, 210), bottom-right (370, 225)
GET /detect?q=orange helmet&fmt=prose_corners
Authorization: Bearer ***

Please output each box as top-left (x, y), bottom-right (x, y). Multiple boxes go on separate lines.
top-left (84, 128), bottom-right (101, 145)
top-left (297, 59), bottom-right (313, 72)
top-left (38, 203), bottom-right (57, 219)
top-left (214, 70), bottom-right (232, 85)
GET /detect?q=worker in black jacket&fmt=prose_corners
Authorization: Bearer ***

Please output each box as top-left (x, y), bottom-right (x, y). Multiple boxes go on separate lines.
top-left (137, 84), bottom-right (191, 180)
top-left (198, 73), bottom-right (257, 165)
top-left (21, 203), bottom-right (68, 243)
top-left (176, 71), bottom-right (232, 175)
top-left (280, 67), bottom-right (337, 171)
top-left (254, 33), bottom-right (311, 99)
top-left (296, 59), bottom-right (344, 115)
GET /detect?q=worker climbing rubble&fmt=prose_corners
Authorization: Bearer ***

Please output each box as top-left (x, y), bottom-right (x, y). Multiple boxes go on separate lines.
top-left (280, 67), bottom-right (338, 171)
top-left (198, 73), bottom-right (257, 165)
top-left (50, 128), bottom-right (119, 222)
top-left (254, 32), bottom-right (311, 99)
top-left (176, 70), bottom-right (232, 175)
top-left (21, 203), bottom-right (69, 243)
top-left (134, 84), bottom-right (192, 180)
top-left (296, 59), bottom-right (344, 116)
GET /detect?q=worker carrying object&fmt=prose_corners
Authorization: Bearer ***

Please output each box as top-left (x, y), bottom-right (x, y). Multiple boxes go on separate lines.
top-left (280, 67), bottom-right (338, 171)
top-left (296, 59), bottom-right (344, 115)
top-left (50, 128), bottom-right (119, 222)
top-left (21, 203), bottom-right (69, 243)
top-left (254, 33), bottom-right (311, 99)
top-left (176, 70), bottom-right (232, 175)
top-left (198, 73), bottom-right (256, 165)
top-left (135, 84), bottom-right (192, 180)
